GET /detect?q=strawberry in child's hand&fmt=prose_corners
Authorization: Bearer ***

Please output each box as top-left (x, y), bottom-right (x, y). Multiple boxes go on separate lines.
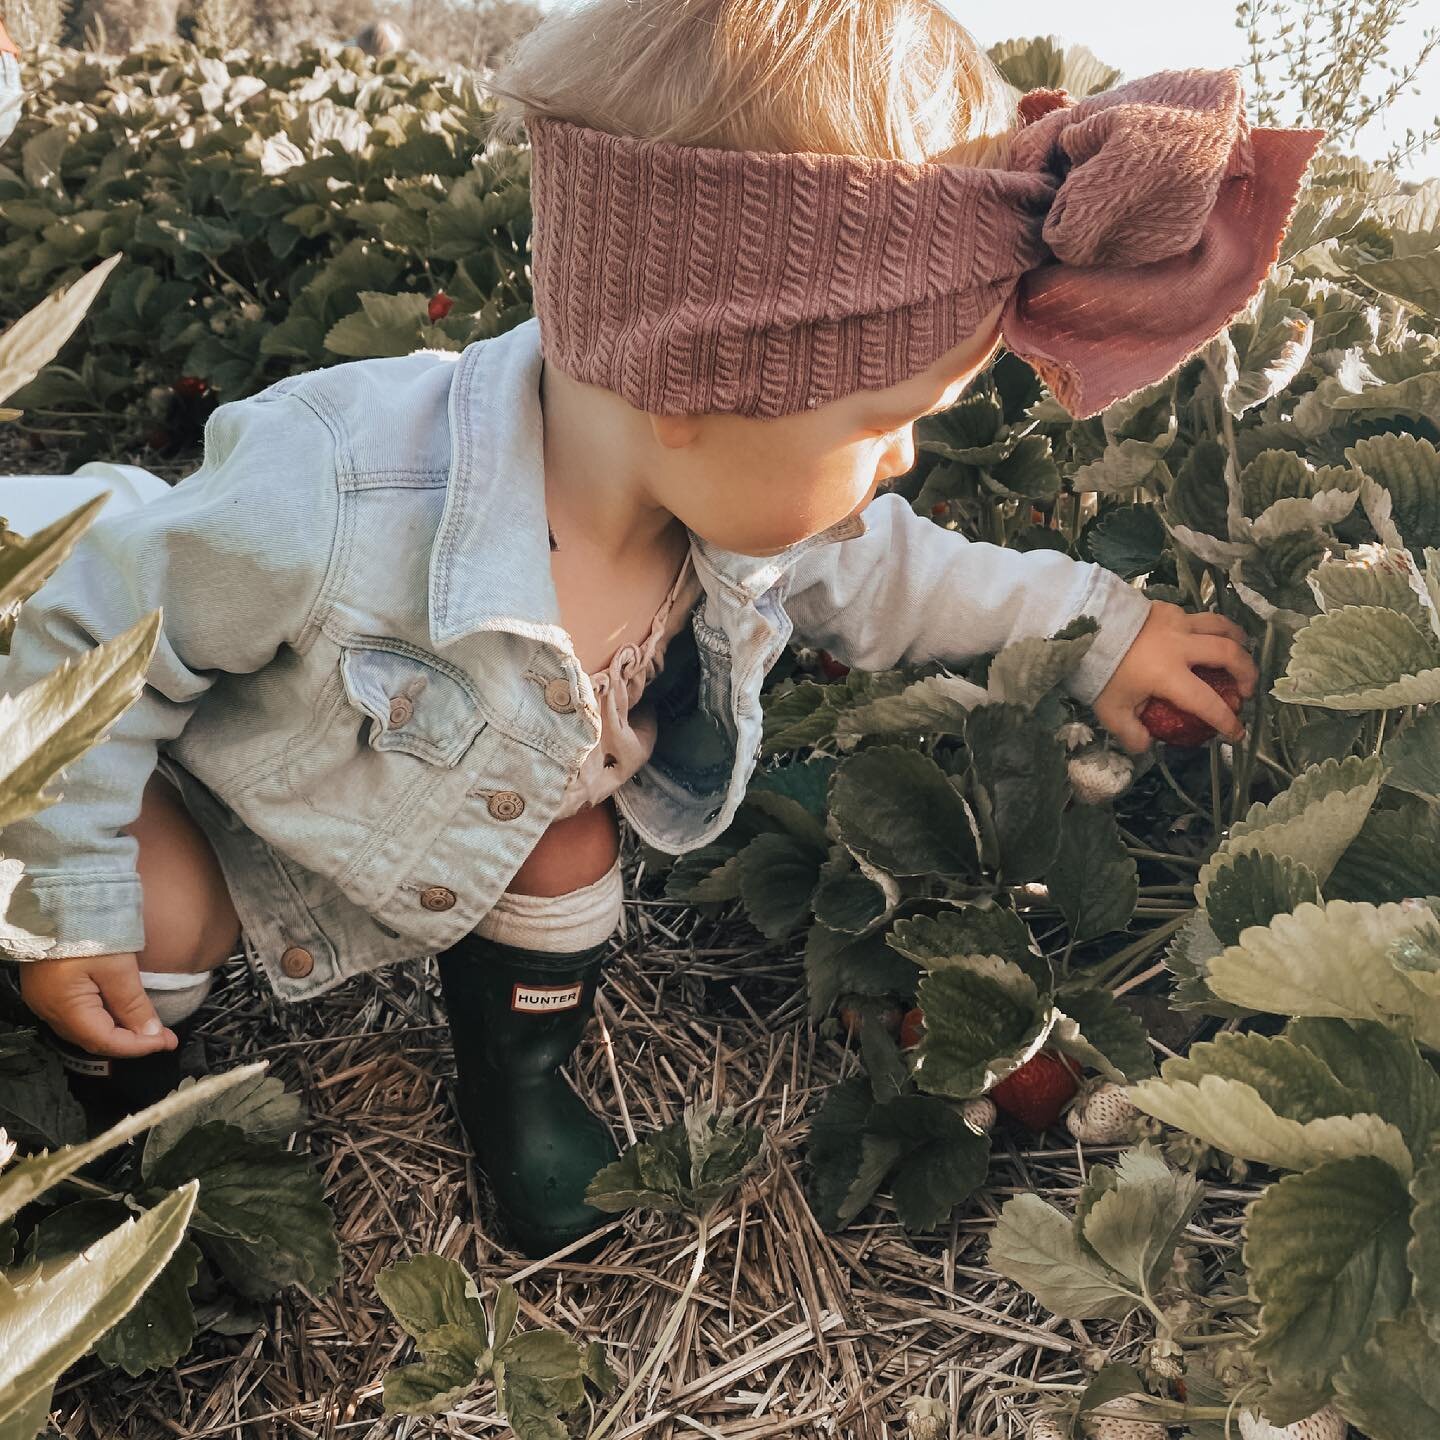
top-left (989, 1049), bottom-right (1080, 1130)
top-left (428, 291), bottom-right (453, 322)
top-left (1139, 665), bottom-right (1242, 747)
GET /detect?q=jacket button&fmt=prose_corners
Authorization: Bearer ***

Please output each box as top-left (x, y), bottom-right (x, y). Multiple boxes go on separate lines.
top-left (488, 790), bottom-right (526, 821)
top-left (388, 695), bottom-right (414, 727)
top-left (280, 945), bottom-right (314, 979)
top-left (420, 885), bottom-right (456, 911)
top-left (544, 677), bottom-right (576, 713)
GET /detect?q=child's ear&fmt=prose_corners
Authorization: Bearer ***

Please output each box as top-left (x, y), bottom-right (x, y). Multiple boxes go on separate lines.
top-left (649, 412), bottom-right (704, 450)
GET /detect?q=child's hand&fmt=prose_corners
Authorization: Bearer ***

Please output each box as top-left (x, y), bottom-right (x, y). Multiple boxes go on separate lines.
top-left (18, 952), bottom-right (179, 1058)
top-left (1093, 601), bottom-right (1258, 754)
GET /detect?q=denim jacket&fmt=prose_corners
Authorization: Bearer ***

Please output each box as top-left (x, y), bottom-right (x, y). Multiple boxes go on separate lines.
top-left (0, 316), bottom-right (1152, 1001)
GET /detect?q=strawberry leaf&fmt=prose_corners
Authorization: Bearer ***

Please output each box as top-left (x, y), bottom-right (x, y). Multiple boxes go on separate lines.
top-left (1076, 1144), bottom-right (1204, 1294)
top-left (988, 1192), bottom-right (1138, 1319)
top-left (1206, 898), bottom-right (1440, 1049)
top-left (1334, 1306), bottom-right (1440, 1440)
top-left (1045, 805), bottom-right (1138, 942)
top-left (1247, 1156), bottom-right (1411, 1381)
top-left (144, 1121), bottom-right (340, 1300)
top-left (964, 704), bottom-right (1068, 883)
top-left (805, 1077), bottom-right (880, 1232)
top-left (911, 957), bottom-right (1050, 1099)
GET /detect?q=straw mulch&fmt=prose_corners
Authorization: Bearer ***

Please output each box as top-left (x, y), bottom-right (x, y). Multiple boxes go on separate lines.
top-left (48, 823), bottom-right (1257, 1440)
top-left (7, 437), bottom-right (1256, 1440)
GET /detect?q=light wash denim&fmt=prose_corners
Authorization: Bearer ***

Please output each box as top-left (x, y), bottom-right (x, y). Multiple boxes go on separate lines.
top-left (0, 316), bottom-right (1153, 1001)
top-left (0, 51), bottom-right (22, 150)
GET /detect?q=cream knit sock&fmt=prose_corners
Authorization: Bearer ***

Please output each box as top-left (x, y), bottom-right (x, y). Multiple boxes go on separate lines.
top-left (473, 856), bottom-right (624, 952)
top-left (137, 968), bottom-right (215, 1027)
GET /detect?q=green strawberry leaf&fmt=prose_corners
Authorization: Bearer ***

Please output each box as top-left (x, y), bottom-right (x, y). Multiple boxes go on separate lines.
top-left (1045, 805), bottom-right (1138, 942)
top-left (828, 745), bottom-right (980, 879)
top-left (585, 1103), bottom-right (763, 1218)
top-left (805, 1077), bottom-right (880, 1232)
top-left (145, 1121), bottom-right (340, 1300)
top-left (1051, 987), bottom-right (1155, 1082)
top-left (1247, 1156), bottom-right (1412, 1381)
top-left (964, 704), bottom-right (1069, 883)
top-left (1205, 850), bottom-right (1323, 948)
top-left (867, 1095), bottom-right (992, 1232)
top-left (1334, 1305), bottom-right (1440, 1440)
top-left (988, 1192), bottom-right (1139, 1319)
top-left (375, 1253), bottom-right (488, 1348)
top-left (886, 905), bottom-right (1049, 989)
top-left (911, 957), bottom-right (1050, 1100)
top-left (1075, 1144), bottom-right (1204, 1294)
top-left (1284, 1018), bottom-right (1440, 1162)
top-left (21, 1199), bottom-right (201, 1378)
top-left (0, 1024), bottom-right (85, 1149)
top-left (1205, 898), bottom-right (1440, 1049)
top-left (141, 1071), bottom-right (304, 1173)
top-left (1129, 1031), bottom-right (1412, 1177)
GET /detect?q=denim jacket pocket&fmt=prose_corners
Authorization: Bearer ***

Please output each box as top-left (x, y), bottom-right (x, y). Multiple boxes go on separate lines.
top-left (338, 641), bottom-right (486, 768)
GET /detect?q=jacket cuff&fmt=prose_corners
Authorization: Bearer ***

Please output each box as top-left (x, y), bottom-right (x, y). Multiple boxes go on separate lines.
top-left (0, 871), bottom-right (147, 960)
top-left (1064, 566), bottom-right (1154, 706)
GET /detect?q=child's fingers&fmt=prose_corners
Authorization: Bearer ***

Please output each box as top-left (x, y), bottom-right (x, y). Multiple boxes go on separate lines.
top-left (92, 967), bottom-right (178, 1055)
top-left (1184, 612), bottom-right (1249, 645)
top-left (1184, 635), bottom-right (1258, 697)
top-left (1167, 670), bottom-right (1247, 742)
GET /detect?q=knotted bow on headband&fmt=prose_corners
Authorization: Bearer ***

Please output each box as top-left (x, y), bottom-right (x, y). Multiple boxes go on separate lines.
top-left (524, 67), bottom-right (1326, 421)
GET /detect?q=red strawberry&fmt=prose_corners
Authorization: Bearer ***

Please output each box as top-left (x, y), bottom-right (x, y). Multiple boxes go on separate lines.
top-left (990, 1050), bottom-right (1080, 1130)
top-left (172, 375), bottom-right (208, 399)
top-left (931, 501), bottom-right (949, 517)
top-left (899, 1007), bottom-right (925, 1050)
top-left (428, 290), bottom-right (454, 322)
top-left (1139, 665), bottom-right (1242, 747)
top-left (817, 649), bottom-right (850, 680)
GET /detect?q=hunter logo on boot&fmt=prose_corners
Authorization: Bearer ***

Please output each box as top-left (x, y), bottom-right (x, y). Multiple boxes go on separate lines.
top-left (511, 982), bottom-right (584, 1013)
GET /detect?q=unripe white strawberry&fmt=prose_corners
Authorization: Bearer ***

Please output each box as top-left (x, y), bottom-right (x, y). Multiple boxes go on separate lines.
top-left (1143, 1337), bottom-right (1184, 1380)
top-left (1238, 1405), bottom-right (1347, 1440)
top-left (1083, 1394), bottom-right (1167, 1439)
top-left (1030, 1417), bottom-right (1069, 1440)
top-left (902, 1395), bottom-right (947, 1440)
top-left (1065, 1083), bottom-right (1140, 1143)
top-left (1057, 720), bottom-right (1096, 751)
top-left (960, 1097), bottom-right (997, 1133)
top-left (1067, 749), bottom-right (1135, 805)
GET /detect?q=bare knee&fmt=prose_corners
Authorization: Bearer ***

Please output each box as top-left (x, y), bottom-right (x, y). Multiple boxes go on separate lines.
top-left (124, 771), bottom-right (240, 974)
top-left (506, 798), bottom-right (620, 897)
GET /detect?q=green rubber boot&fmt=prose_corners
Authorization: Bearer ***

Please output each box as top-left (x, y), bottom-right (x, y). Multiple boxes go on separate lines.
top-left (435, 931), bottom-right (619, 1258)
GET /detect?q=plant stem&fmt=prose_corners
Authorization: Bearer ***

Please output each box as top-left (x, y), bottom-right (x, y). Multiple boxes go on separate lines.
top-left (1084, 912), bottom-right (1189, 990)
top-left (1230, 620), bottom-right (1277, 824)
top-left (1125, 846), bottom-right (1204, 870)
top-left (587, 1212), bottom-right (710, 1440)
top-left (1154, 753), bottom-right (1210, 821)
top-left (1209, 743), bottom-right (1224, 839)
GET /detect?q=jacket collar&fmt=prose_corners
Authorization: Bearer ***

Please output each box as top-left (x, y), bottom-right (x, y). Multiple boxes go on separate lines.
top-left (429, 316), bottom-right (867, 648)
top-left (428, 317), bottom-right (567, 650)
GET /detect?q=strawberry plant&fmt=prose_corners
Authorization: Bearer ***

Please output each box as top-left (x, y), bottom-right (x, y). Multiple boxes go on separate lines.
top-left (376, 1104), bottom-right (764, 1434)
top-left (0, 41), bottom-right (535, 465)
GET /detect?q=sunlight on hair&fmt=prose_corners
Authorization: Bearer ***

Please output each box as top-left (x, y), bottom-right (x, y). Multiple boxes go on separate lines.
top-left (478, 0), bottom-right (1017, 167)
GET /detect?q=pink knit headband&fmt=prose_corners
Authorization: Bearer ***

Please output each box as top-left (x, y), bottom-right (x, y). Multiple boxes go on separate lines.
top-left (524, 68), bottom-right (1326, 422)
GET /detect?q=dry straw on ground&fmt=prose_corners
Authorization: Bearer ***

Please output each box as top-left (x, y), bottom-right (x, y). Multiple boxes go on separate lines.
top-left (50, 828), bottom-right (1255, 1440)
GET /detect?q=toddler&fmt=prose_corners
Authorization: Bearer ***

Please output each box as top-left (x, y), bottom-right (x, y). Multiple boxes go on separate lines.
top-left (0, 0), bottom-right (1322, 1258)
top-left (0, 15), bottom-right (22, 149)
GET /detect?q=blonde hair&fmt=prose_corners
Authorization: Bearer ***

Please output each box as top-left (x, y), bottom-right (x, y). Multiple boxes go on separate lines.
top-left (479, 0), bottom-right (1017, 168)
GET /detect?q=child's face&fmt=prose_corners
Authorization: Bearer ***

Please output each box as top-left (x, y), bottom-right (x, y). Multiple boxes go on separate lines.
top-left (649, 299), bottom-right (1006, 557)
